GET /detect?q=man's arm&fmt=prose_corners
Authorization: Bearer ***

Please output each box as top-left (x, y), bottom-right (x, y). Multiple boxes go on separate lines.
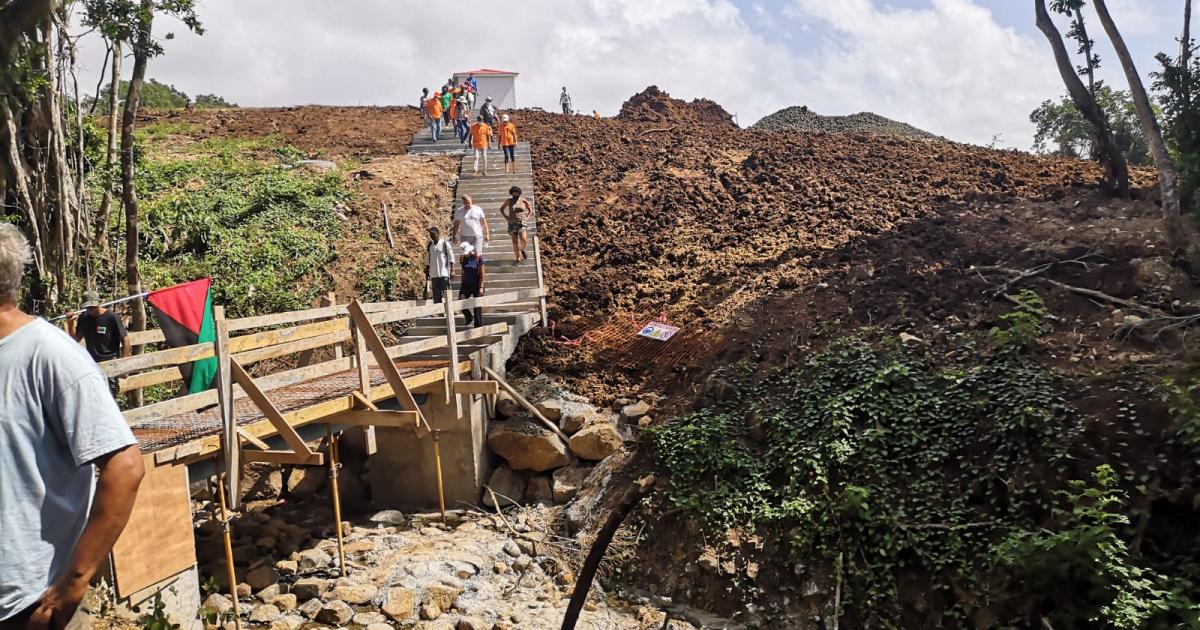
top-left (483, 213), bottom-right (492, 241)
top-left (450, 219), bottom-right (461, 242)
top-left (65, 312), bottom-right (81, 342)
top-left (28, 445), bottom-right (144, 630)
top-left (478, 261), bottom-right (486, 296)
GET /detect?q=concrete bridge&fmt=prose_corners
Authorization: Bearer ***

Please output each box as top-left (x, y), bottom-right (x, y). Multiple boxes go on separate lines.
top-left (100, 127), bottom-right (548, 622)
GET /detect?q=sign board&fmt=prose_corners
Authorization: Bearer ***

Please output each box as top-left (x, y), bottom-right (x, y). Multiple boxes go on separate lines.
top-left (638, 321), bottom-right (679, 342)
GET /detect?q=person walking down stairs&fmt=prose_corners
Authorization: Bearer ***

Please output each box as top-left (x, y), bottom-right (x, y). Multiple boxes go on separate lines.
top-left (470, 116), bottom-right (493, 176)
top-left (458, 241), bottom-right (486, 328)
top-left (498, 115), bottom-right (518, 174)
top-left (424, 227), bottom-right (454, 304)
top-left (499, 186), bottom-right (533, 265)
top-left (426, 92), bottom-right (444, 142)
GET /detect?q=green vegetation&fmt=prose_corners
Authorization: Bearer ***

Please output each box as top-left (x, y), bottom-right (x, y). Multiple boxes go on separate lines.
top-left (649, 296), bottom-right (1200, 627)
top-left (1030, 87), bottom-right (1152, 166)
top-left (87, 78), bottom-right (235, 113)
top-left (90, 121), bottom-right (349, 317)
top-left (1155, 46), bottom-right (1200, 213)
top-left (359, 254), bottom-right (419, 303)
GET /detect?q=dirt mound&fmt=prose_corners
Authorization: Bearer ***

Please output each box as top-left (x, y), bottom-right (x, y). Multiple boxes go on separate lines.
top-left (752, 105), bottom-right (942, 141)
top-left (616, 86), bottom-right (736, 127)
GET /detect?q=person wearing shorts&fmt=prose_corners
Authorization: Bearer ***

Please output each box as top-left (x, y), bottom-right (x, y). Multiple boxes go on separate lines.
top-left (498, 186), bottom-right (533, 265)
top-left (498, 114), bottom-right (517, 174)
top-left (469, 116), bottom-right (492, 175)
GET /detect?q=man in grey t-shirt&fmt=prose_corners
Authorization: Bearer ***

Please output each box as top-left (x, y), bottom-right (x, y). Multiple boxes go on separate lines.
top-left (0, 224), bottom-right (145, 630)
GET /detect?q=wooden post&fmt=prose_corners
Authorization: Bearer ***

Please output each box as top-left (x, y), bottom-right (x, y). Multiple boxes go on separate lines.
top-left (442, 293), bottom-right (461, 415)
top-left (215, 474), bottom-right (242, 630)
top-left (382, 202), bottom-right (396, 249)
top-left (533, 234), bottom-right (548, 327)
top-left (431, 430), bottom-right (447, 521)
top-left (214, 306), bottom-right (239, 510)
top-left (351, 310), bottom-right (376, 455)
top-left (326, 426), bottom-right (347, 575)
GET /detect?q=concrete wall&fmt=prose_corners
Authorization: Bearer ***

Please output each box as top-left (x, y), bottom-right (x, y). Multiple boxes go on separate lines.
top-left (120, 567), bottom-right (202, 630)
top-left (369, 387), bottom-right (491, 509)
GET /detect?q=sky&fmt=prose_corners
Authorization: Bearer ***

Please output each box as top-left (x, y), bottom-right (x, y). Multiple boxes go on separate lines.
top-left (70, 0), bottom-right (1187, 150)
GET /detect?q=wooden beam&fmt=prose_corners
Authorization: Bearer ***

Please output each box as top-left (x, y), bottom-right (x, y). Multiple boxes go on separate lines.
top-left (482, 366), bottom-right (570, 442)
top-left (351, 391), bottom-right (378, 410)
top-left (237, 429), bottom-right (271, 451)
top-left (298, 292), bottom-right (340, 366)
top-left (326, 410), bottom-right (422, 428)
top-left (214, 307), bottom-right (239, 510)
top-left (533, 234), bottom-right (548, 326)
top-left (242, 450), bottom-right (324, 466)
top-left (346, 300), bottom-right (430, 437)
top-left (231, 360), bottom-right (316, 458)
top-left (454, 380), bottom-right (499, 395)
top-left (443, 293), bottom-right (461, 415)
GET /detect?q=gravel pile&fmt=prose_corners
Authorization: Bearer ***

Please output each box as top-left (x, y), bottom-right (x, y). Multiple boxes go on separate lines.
top-left (752, 105), bottom-right (943, 141)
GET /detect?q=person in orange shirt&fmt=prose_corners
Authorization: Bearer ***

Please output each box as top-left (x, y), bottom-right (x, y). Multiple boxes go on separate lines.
top-left (426, 93), bottom-right (444, 141)
top-left (470, 115), bottom-right (493, 176)
top-left (498, 114), bottom-right (518, 174)
top-left (448, 97), bottom-right (458, 129)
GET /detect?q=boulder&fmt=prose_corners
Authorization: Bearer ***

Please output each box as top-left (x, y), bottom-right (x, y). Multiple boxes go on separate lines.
top-left (246, 566), bottom-right (279, 592)
top-left (297, 548), bottom-right (330, 572)
top-left (568, 424), bottom-right (623, 461)
top-left (275, 560), bottom-right (298, 576)
top-left (494, 398), bottom-right (520, 419)
top-left (559, 411), bottom-right (588, 435)
top-left (286, 466), bottom-right (326, 495)
top-left (270, 594), bottom-right (298, 611)
top-left (235, 583), bottom-right (252, 599)
top-left (368, 509), bottom-right (406, 526)
top-left (269, 614), bottom-right (305, 630)
top-left (535, 399), bottom-right (564, 421)
top-left (297, 597), bottom-right (323, 619)
top-left (352, 612), bottom-right (388, 626)
top-left (250, 603), bottom-right (281, 623)
top-left (611, 397), bottom-right (634, 411)
top-left (487, 420), bottom-right (569, 471)
top-left (483, 466), bottom-right (526, 508)
top-left (332, 583), bottom-right (377, 605)
top-left (256, 583), bottom-right (282, 603)
top-left (420, 603), bottom-right (443, 620)
top-left (366, 624), bottom-right (394, 630)
top-left (458, 617), bottom-right (488, 630)
top-left (424, 585), bottom-right (461, 612)
top-left (382, 586), bottom-right (416, 621)
top-left (291, 577), bottom-right (326, 602)
top-left (620, 400), bottom-right (650, 420)
top-left (202, 593), bottom-right (234, 615)
top-left (316, 600), bottom-right (354, 626)
top-left (552, 466), bottom-right (592, 504)
top-left (525, 475), bottom-right (554, 505)
top-left (241, 465), bottom-right (283, 500)
top-left (565, 450), bottom-right (631, 534)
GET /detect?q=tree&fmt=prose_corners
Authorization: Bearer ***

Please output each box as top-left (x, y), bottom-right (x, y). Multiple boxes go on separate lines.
top-left (1031, 87), bottom-right (1152, 165)
top-left (121, 0), bottom-right (154, 355)
top-left (1035, 0), bottom-right (1132, 198)
top-left (1093, 0), bottom-right (1188, 250)
top-left (1154, 0), bottom-right (1200, 213)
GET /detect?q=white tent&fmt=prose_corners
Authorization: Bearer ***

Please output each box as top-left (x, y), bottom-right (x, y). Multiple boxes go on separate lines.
top-left (453, 68), bottom-right (518, 110)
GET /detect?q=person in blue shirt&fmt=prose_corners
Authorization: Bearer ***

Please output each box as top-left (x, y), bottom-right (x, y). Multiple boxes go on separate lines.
top-left (457, 241), bottom-right (486, 328)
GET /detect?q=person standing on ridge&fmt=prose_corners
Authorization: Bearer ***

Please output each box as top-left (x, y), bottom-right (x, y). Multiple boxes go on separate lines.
top-left (498, 114), bottom-right (518, 174)
top-left (419, 87), bottom-right (430, 126)
top-left (65, 291), bottom-right (130, 363)
top-left (457, 241), bottom-right (486, 328)
top-left (426, 92), bottom-right (443, 142)
top-left (452, 194), bottom-right (490, 256)
top-left (0, 224), bottom-right (145, 630)
top-left (469, 116), bottom-right (493, 176)
top-left (424, 226), bottom-right (454, 304)
top-left (560, 87), bottom-right (572, 115)
top-left (498, 185), bottom-right (534, 265)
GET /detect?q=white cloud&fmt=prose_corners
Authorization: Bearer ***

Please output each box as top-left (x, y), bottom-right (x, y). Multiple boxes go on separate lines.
top-left (783, 0), bottom-right (1063, 147)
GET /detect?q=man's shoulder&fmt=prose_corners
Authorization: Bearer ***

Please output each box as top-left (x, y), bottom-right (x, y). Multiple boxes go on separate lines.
top-left (7, 319), bottom-right (97, 377)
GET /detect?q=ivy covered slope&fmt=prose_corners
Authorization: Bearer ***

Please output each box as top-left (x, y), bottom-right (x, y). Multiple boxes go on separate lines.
top-left (647, 293), bottom-right (1200, 628)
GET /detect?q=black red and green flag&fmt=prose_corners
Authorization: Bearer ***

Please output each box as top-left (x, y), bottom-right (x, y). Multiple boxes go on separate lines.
top-left (147, 278), bottom-right (217, 394)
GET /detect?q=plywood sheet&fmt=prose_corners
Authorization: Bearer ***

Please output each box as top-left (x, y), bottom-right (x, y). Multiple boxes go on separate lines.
top-left (111, 457), bottom-right (196, 599)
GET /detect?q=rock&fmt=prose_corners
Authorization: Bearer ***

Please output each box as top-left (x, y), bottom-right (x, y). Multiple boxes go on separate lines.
top-left (502, 540), bottom-right (521, 557)
top-left (568, 424), bottom-right (623, 461)
top-left (269, 614), bottom-right (305, 630)
top-left (487, 420), bottom-right (570, 471)
top-left (611, 397), bottom-right (634, 411)
top-left (703, 375), bottom-right (737, 401)
top-left (420, 603), bottom-right (442, 620)
top-left (458, 616), bottom-right (488, 630)
top-left (287, 466), bottom-right (326, 495)
top-left (525, 475), bottom-right (554, 505)
top-left (246, 566), bottom-right (279, 592)
top-left (494, 398), bottom-right (520, 419)
top-left (250, 603), bottom-right (281, 623)
top-left (899, 332), bottom-right (924, 344)
top-left (620, 400), bottom-right (650, 420)
top-left (316, 600), bottom-right (354, 625)
top-left (352, 612), bottom-right (387, 625)
top-left (235, 583), bottom-right (252, 599)
top-left (366, 624), bottom-right (394, 630)
top-left (271, 594), bottom-right (298, 611)
top-left (424, 585), bottom-right (461, 612)
top-left (535, 399), bottom-right (564, 421)
top-left (333, 583), bottom-right (377, 605)
top-left (565, 450), bottom-right (630, 534)
top-left (483, 466), bottom-right (526, 508)
top-left (552, 466), bottom-right (592, 504)
top-left (232, 544), bottom-right (256, 564)
top-left (368, 509), bottom-right (406, 526)
top-left (242, 466), bottom-right (283, 500)
top-left (256, 583), bottom-right (282, 603)
top-left (298, 597), bottom-right (323, 619)
top-left (382, 586), bottom-right (416, 621)
top-left (291, 577), bottom-right (326, 602)
top-left (638, 415), bottom-right (654, 429)
top-left (202, 593), bottom-right (234, 614)
top-left (296, 159), bottom-right (338, 172)
top-left (298, 549), bottom-right (331, 572)
top-left (275, 560), bottom-right (298, 576)
top-left (513, 555), bottom-right (532, 572)
top-left (559, 411), bottom-right (590, 435)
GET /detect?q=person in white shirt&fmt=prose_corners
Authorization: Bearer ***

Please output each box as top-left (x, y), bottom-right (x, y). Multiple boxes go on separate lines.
top-left (424, 226), bottom-right (455, 303)
top-left (560, 87), bottom-right (572, 115)
top-left (451, 194), bottom-right (490, 256)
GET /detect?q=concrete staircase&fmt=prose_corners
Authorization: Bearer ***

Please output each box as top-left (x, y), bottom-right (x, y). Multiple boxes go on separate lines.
top-left (404, 125), bottom-right (545, 363)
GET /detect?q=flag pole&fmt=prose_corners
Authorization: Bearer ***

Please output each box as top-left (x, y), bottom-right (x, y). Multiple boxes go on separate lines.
top-left (48, 291), bottom-right (149, 322)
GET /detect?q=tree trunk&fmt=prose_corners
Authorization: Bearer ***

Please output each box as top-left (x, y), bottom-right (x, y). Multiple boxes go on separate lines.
top-left (1034, 0), bottom-right (1131, 198)
top-left (96, 39), bottom-right (121, 260)
top-left (1093, 0), bottom-right (1188, 250)
top-left (121, 1), bottom-right (152, 406)
top-left (1184, 0), bottom-right (1193, 68)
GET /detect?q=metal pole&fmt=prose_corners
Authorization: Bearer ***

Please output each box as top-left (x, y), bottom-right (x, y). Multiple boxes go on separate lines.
top-left (326, 426), bottom-right (347, 575)
top-left (47, 291), bottom-right (149, 321)
top-left (431, 430), bottom-right (447, 521)
top-left (215, 474), bottom-right (242, 630)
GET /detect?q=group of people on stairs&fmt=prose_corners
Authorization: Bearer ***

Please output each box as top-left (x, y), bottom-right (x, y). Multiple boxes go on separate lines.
top-left (420, 75), bottom-right (518, 176)
top-left (423, 187), bottom-right (535, 329)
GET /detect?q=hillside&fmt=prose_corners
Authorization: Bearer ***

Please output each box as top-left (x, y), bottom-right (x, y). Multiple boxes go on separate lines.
top-left (752, 105), bottom-right (943, 140)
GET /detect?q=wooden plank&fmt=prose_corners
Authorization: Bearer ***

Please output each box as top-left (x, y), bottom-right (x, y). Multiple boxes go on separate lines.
top-left (228, 305), bottom-right (346, 331)
top-left (326, 410), bottom-right (422, 428)
top-left (214, 306), bottom-right (239, 510)
top-left (298, 293), bottom-right (339, 366)
top-left (238, 429), bottom-right (271, 451)
top-left (111, 457), bottom-right (195, 599)
top-left (482, 366), bottom-right (571, 442)
top-left (347, 300), bottom-right (430, 437)
top-left (231, 360), bottom-right (315, 458)
top-left (454, 380), bottom-right (499, 395)
top-left (154, 442), bottom-right (202, 466)
top-left (382, 202), bottom-right (396, 249)
top-left (101, 341), bottom-right (214, 379)
top-left (443, 293), bottom-right (460, 416)
top-left (533, 234), bottom-right (548, 326)
top-left (229, 317), bottom-right (349, 353)
top-left (127, 328), bottom-right (165, 347)
top-left (351, 391), bottom-right (377, 410)
top-left (242, 450), bottom-right (324, 466)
